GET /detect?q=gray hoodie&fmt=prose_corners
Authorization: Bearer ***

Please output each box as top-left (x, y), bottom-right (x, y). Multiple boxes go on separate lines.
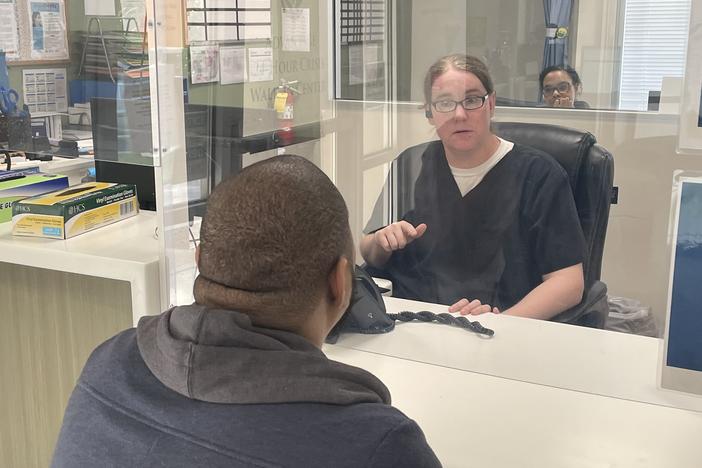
top-left (51, 304), bottom-right (441, 467)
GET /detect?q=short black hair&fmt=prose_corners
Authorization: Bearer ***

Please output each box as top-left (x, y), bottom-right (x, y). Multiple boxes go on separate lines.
top-left (538, 65), bottom-right (582, 92)
top-left (194, 155), bottom-right (352, 329)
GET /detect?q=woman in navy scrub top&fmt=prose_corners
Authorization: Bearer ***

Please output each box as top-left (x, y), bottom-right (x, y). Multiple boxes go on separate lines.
top-left (360, 54), bottom-right (586, 320)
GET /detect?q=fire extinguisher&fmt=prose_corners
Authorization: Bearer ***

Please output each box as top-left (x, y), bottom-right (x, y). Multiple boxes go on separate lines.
top-left (274, 79), bottom-right (299, 146)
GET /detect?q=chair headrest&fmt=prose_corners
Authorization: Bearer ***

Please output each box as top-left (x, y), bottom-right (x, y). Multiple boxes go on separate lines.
top-left (492, 121), bottom-right (597, 191)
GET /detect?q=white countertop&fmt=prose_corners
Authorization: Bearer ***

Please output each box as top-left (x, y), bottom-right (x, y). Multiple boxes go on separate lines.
top-left (329, 296), bottom-right (702, 413)
top-left (9, 155), bottom-right (94, 185)
top-left (0, 211), bottom-right (160, 322)
top-left (325, 345), bottom-right (702, 468)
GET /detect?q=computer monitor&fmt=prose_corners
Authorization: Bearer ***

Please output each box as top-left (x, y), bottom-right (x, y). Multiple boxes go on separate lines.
top-left (91, 97), bottom-right (157, 210)
top-left (91, 96), bottom-right (312, 219)
top-left (91, 97), bottom-right (245, 216)
top-left (661, 176), bottom-right (702, 396)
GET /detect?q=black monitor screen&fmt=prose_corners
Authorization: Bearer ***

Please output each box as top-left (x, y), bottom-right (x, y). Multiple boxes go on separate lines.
top-left (91, 97), bottom-right (157, 210)
top-left (91, 98), bottom-right (246, 215)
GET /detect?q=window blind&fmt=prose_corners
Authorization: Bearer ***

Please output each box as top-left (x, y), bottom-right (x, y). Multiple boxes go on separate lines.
top-left (339, 0), bottom-right (386, 45)
top-left (186, 0), bottom-right (271, 43)
top-left (618, 0), bottom-right (691, 111)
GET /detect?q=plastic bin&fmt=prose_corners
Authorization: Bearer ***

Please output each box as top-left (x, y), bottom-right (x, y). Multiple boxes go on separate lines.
top-left (606, 296), bottom-right (660, 337)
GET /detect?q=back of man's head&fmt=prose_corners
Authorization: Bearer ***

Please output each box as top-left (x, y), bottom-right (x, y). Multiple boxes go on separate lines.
top-left (194, 155), bottom-right (352, 329)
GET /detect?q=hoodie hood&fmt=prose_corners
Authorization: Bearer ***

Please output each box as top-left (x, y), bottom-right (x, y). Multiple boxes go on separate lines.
top-left (136, 304), bottom-right (391, 405)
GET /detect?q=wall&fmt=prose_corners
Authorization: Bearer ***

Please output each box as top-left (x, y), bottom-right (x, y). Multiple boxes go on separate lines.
top-left (573, 0), bottom-right (622, 109)
top-left (407, 0), bottom-right (543, 103)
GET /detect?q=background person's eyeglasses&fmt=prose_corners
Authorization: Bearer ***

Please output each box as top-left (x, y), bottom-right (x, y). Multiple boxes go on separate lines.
top-left (542, 82), bottom-right (572, 96)
top-left (431, 94), bottom-right (489, 113)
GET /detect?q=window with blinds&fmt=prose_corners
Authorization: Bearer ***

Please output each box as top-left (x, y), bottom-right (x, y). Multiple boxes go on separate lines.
top-left (618, 0), bottom-right (691, 111)
top-left (339, 0), bottom-right (386, 45)
top-left (186, 0), bottom-right (271, 43)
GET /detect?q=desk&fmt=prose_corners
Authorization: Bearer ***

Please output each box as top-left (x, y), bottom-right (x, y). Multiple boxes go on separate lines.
top-left (331, 297), bottom-right (702, 413)
top-left (9, 155), bottom-right (94, 185)
top-left (325, 345), bottom-right (702, 468)
top-left (0, 212), bottom-right (159, 467)
top-left (0, 211), bottom-right (159, 323)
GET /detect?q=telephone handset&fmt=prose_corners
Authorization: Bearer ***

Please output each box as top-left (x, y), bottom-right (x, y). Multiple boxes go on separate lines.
top-left (326, 266), bottom-right (395, 344)
top-left (325, 266), bottom-right (495, 344)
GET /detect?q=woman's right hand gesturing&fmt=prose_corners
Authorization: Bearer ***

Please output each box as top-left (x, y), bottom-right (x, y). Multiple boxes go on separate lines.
top-left (360, 221), bottom-right (428, 268)
top-left (373, 221), bottom-right (427, 252)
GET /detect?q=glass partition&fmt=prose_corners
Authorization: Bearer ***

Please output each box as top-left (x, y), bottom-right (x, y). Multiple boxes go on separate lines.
top-left (151, 0), bottom-right (702, 408)
top-left (0, 2), bottom-right (153, 184)
top-left (334, 0), bottom-right (692, 112)
top-left (151, 0), bottom-right (333, 309)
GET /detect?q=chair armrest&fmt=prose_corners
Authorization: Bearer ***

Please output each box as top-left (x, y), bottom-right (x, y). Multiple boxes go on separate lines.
top-left (550, 281), bottom-right (609, 328)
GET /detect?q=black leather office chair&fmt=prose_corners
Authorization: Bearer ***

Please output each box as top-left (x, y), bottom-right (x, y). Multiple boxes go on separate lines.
top-left (492, 121), bottom-right (614, 328)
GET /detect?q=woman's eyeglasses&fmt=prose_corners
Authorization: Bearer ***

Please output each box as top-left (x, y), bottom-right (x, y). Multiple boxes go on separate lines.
top-left (542, 82), bottom-right (572, 96)
top-left (431, 94), bottom-right (489, 113)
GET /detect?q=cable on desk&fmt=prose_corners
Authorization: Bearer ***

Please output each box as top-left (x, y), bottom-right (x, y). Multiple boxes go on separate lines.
top-left (387, 311), bottom-right (495, 337)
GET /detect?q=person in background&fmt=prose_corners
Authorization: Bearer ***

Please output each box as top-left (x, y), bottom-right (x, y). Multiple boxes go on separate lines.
top-left (539, 65), bottom-right (590, 108)
top-left (361, 54), bottom-right (586, 319)
top-left (51, 156), bottom-right (441, 468)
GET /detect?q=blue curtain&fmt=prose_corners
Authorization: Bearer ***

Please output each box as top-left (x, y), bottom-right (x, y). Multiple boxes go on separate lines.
top-left (542, 0), bottom-right (574, 68)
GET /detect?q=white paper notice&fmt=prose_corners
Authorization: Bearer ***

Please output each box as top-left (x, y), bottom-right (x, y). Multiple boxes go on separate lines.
top-left (282, 8), bottom-right (309, 52)
top-left (29, 0), bottom-right (68, 60)
top-left (22, 68), bottom-right (67, 113)
top-left (120, 0), bottom-right (146, 31)
top-left (248, 47), bottom-right (273, 82)
top-left (190, 45), bottom-right (220, 84)
top-left (124, 98), bottom-right (152, 156)
top-left (0, 0), bottom-right (20, 59)
top-left (348, 44), bottom-right (363, 85)
top-left (219, 46), bottom-right (246, 85)
top-left (364, 43), bottom-right (383, 82)
top-left (85, 0), bottom-right (115, 16)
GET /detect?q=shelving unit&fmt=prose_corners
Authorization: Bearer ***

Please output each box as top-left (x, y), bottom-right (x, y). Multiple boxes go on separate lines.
top-left (78, 16), bottom-right (147, 83)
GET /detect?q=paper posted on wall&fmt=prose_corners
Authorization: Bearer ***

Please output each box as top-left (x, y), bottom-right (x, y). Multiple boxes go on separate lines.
top-left (84, 0), bottom-right (115, 16)
top-left (29, 0), bottom-right (68, 60)
top-left (0, 0), bottom-right (20, 59)
top-left (190, 45), bottom-right (220, 84)
top-left (282, 8), bottom-right (309, 52)
top-left (219, 46), bottom-right (246, 85)
top-left (121, 0), bottom-right (146, 31)
top-left (248, 47), bottom-right (273, 82)
top-left (22, 68), bottom-right (67, 114)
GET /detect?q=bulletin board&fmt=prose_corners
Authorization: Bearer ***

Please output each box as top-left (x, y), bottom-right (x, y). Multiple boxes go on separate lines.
top-left (1, 0), bottom-right (69, 65)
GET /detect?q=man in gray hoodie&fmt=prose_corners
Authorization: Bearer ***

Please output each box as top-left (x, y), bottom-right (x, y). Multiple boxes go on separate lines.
top-left (51, 155), bottom-right (441, 467)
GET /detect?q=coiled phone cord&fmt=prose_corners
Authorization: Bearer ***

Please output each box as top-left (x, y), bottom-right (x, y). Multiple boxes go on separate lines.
top-left (387, 311), bottom-right (495, 337)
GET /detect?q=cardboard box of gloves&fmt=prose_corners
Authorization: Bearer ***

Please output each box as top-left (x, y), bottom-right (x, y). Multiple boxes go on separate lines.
top-left (12, 182), bottom-right (139, 239)
top-left (0, 171), bottom-right (69, 223)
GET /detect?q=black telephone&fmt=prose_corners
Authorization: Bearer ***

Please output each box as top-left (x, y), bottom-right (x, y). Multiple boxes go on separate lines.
top-left (325, 266), bottom-right (495, 344)
top-left (326, 266), bottom-right (395, 344)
